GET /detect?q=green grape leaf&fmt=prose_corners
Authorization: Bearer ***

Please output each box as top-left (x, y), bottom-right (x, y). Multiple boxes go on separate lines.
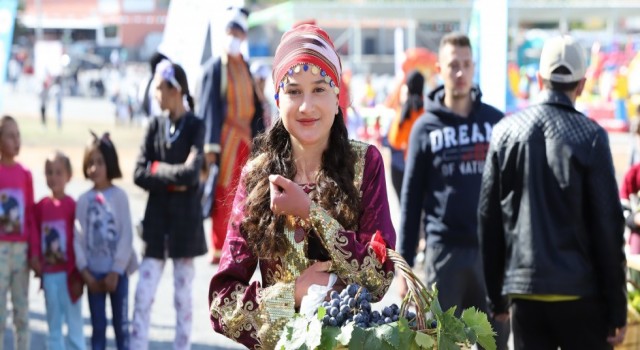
top-left (429, 286), bottom-right (443, 315)
top-left (461, 307), bottom-right (496, 350)
top-left (306, 317), bottom-right (323, 349)
top-left (336, 322), bottom-right (355, 346)
top-left (318, 326), bottom-right (340, 350)
top-left (349, 326), bottom-right (395, 350)
top-left (374, 322), bottom-right (400, 348)
top-left (414, 331), bottom-right (436, 349)
top-left (397, 317), bottom-right (418, 349)
top-left (435, 307), bottom-right (467, 350)
top-left (464, 327), bottom-right (477, 344)
top-left (317, 306), bottom-right (326, 320)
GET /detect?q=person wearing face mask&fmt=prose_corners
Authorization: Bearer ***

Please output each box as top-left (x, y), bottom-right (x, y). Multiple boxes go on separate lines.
top-left (197, 6), bottom-right (264, 264)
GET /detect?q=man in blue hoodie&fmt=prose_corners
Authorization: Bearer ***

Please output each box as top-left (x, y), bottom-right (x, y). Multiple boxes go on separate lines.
top-left (398, 32), bottom-right (509, 348)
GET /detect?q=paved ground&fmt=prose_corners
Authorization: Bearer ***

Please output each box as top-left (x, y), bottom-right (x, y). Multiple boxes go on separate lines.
top-left (1, 88), bottom-right (634, 349)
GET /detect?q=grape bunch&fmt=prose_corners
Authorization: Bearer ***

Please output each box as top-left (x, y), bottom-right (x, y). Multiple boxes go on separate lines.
top-left (319, 283), bottom-right (417, 329)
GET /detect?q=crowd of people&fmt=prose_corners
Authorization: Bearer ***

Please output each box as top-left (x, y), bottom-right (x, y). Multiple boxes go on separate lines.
top-left (0, 5), bottom-right (634, 350)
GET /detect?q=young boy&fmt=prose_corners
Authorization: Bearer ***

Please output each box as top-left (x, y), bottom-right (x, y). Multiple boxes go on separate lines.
top-left (33, 151), bottom-right (85, 350)
top-left (0, 115), bottom-right (36, 350)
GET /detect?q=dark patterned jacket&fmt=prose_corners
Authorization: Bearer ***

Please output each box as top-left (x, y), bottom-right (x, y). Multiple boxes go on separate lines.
top-left (478, 90), bottom-right (626, 329)
top-left (134, 112), bottom-right (207, 259)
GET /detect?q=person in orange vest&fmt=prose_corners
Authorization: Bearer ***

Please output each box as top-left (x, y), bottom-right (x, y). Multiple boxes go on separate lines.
top-left (385, 70), bottom-right (425, 199)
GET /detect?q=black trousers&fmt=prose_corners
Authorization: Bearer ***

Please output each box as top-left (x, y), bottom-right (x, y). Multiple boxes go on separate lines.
top-left (390, 166), bottom-right (403, 202)
top-left (511, 298), bottom-right (612, 350)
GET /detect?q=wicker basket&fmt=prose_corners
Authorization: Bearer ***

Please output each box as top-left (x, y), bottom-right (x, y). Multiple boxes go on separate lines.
top-left (616, 305), bottom-right (640, 349)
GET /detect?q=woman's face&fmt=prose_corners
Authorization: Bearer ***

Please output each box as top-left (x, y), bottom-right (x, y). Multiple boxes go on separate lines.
top-left (154, 79), bottom-right (180, 111)
top-left (278, 68), bottom-right (339, 148)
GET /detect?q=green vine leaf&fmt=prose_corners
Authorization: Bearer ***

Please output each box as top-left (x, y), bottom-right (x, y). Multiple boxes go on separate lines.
top-left (317, 306), bottom-right (326, 321)
top-left (414, 331), bottom-right (436, 349)
top-left (397, 317), bottom-right (418, 349)
top-left (336, 322), bottom-right (354, 346)
top-left (437, 307), bottom-right (467, 350)
top-left (461, 307), bottom-right (496, 350)
top-left (374, 323), bottom-right (400, 349)
top-left (349, 326), bottom-right (395, 350)
top-left (318, 326), bottom-right (340, 350)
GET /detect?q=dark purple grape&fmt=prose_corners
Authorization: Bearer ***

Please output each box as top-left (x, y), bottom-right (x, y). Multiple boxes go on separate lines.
top-left (348, 297), bottom-right (356, 308)
top-left (329, 307), bottom-right (339, 317)
top-left (330, 299), bottom-right (340, 309)
top-left (330, 291), bottom-right (340, 300)
top-left (382, 306), bottom-right (392, 317)
top-left (328, 317), bottom-right (338, 327)
top-left (347, 284), bottom-right (358, 297)
top-left (322, 315), bottom-right (330, 324)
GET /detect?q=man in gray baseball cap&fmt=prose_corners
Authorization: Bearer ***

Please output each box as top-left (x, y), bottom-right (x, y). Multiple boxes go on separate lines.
top-left (478, 35), bottom-right (627, 349)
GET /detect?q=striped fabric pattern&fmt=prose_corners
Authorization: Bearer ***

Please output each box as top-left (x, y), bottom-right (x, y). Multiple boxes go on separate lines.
top-left (272, 24), bottom-right (342, 99)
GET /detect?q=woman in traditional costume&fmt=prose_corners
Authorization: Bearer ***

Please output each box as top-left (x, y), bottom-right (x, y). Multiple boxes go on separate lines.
top-left (208, 24), bottom-right (396, 350)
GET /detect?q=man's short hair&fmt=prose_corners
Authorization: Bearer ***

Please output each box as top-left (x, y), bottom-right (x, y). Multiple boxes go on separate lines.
top-left (439, 32), bottom-right (472, 51)
top-left (541, 65), bottom-right (581, 92)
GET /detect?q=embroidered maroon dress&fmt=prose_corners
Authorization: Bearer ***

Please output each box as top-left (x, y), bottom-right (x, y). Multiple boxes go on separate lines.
top-left (208, 140), bottom-right (396, 349)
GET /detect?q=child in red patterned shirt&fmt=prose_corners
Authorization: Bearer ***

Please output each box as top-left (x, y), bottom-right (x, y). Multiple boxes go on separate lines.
top-left (0, 115), bottom-right (37, 350)
top-left (32, 151), bottom-right (85, 350)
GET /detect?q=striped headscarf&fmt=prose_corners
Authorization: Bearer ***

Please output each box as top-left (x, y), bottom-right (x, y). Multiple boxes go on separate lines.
top-left (272, 24), bottom-right (342, 107)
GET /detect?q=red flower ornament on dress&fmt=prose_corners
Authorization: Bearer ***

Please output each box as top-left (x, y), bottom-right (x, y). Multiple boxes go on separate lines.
top-left (370, 229), bottom-right (387, 264)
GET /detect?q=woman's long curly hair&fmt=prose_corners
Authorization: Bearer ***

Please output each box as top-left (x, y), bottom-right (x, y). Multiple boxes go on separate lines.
top-left (241, 109), bottom-right (360, 259)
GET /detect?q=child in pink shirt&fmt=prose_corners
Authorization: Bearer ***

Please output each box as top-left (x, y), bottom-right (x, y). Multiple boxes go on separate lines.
top-left (32, 151), bottom-right (85, 350)
top-left (0, 115), bottom-right (36, 350)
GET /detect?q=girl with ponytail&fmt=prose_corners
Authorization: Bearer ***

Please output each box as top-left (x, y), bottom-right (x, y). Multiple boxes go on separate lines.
top-left (131, 60), bottom-right (207, 349)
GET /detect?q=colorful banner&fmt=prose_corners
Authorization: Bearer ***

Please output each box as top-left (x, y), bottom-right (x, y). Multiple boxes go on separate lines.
top-left (0, 0), bottom-right (18, 114)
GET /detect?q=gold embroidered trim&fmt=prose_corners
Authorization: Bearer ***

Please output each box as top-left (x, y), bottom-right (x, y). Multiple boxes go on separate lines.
top-left (258, 281), bottom-right (296, 349)
top-left (210, 141), bottom-right (391, 349)
top-left (349, 139), bottom-right (368, 192)
top-left (210, 283), bottom-right (262, 348)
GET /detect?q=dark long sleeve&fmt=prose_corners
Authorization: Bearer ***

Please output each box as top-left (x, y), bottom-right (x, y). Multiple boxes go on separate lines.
top-left (153, 120), bottom-right (205, 187)
top-left (134, 116), bottom-right (205, 190)
top-left (134, 118), bottom-right (165, 191)
top-left (585, 129), bottom-right (627, 329)
top-left (199, 58), bottom-right (224, 153)
top-left (477, 143), bottom-right (508, 315)
top-left (399, 119), bottom-right (430, 267)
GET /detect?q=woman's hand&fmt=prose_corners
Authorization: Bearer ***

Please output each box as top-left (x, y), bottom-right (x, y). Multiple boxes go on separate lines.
top-left (269, 175), bottom-right (312, 219)
top-left (294, 261), bottom-right (332, 308)
top-left (82, 269), bottom-right (104, 294)
top-left (103, 272), bottom-right (120, 293)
